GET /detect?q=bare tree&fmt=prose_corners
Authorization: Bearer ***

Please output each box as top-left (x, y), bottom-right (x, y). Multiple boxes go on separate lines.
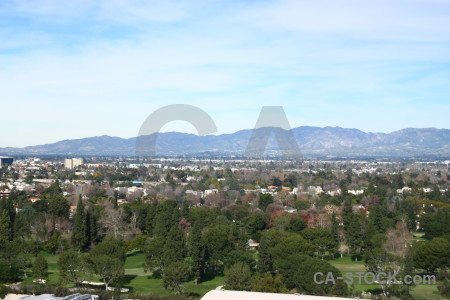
top-left (383, 220), bottom-right (413, 258)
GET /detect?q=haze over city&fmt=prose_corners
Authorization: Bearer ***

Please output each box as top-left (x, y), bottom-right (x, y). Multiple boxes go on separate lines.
top-left (1, 0), bottom-right (450, 147)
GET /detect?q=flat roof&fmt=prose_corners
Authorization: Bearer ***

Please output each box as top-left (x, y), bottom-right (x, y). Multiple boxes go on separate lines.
top-left (201, 290), bottom-right (354, 300)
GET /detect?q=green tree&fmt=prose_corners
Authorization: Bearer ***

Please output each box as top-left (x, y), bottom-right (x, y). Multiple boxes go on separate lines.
top-left (0, 284), bottom-right (7, 299)
top-left (342, 198), bottom-right (353, 230)
top-left (244, 213), bottom-right (268, 241)
top-left (71, 197), bottom-right (88, 250)
top-left (153, 200), bottom-right (180, 237)
top-left (421, 209), bottom-right (450, 239)
top-left (162, 261), bottom-right (191, 294)
top-left (86, 206), bottom-right (100, 246)
top-left (162, 224), bottom-right (186, 267)
top-left (188, 223), bottom-right (205, 283)
top-left (44, 231), bottom-right (63, 254)
top-left (286, 217), bottom-right (306, 233)
top-left (58, 250), bottom-right (81, 285)
top-left (223, 250), bottom-right (256, 270)
top-left (258, 194), bottom-right (273, 211)
top-left (364, 247), bottom-right (406, 298)
top-left (438, 280), bottom-right (450, 298)
top-left (270, 234), bottom-right (314, 261)
top-left (32, 255), bottom-right (48, 282)
top-left (224, 262), bottom-right (252, 291)
top-left (48, 194), bottom-right (69, 218)
top-left (274, 254), bottom-right (309, 289)
top-left (251, 273), bottom-right (288, 293)
top-left (331, 212), bottom-right (340, 245)
top-left (346, 214), bottom-right (366, 256)
top-left (143, 237), bottom-right (165, 274)
top-left (202, 225), bottom-right (231, 275)
top-left (301, 228), bottom-right (337, 259)
top-left (90, 236), bottom-right (126, 263)
top-left (413, 238), bottom-right (450, 274)
top-left (257, 229), bottom-right (290, 274)
top-left (293, 256), bottom-right (348, 296)
top-left (91, 255), bottom-right (124, 290)
top-left (89, 236), bottom-right (126, 289)
top-left (0, 210), bottom-right (11, 246)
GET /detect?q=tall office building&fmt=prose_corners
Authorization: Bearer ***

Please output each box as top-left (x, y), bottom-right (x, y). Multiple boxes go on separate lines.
top-left (0, 156), bottom-right (14, 167)
top-left (64, 158), bottom-right (84, 169)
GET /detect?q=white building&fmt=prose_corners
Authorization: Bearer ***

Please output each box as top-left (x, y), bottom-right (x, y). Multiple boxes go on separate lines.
top-left (201, 290), bottom-right (352, 300)
top-left (64, 158), bottom-right (84, 169)
top-left (308, 186), bottom-right (323, 195)
top-left (348, 189), bottom-right (364, 195)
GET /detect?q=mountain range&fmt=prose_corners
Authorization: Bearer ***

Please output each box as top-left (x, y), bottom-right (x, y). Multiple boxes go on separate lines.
top-left (1, 126), bottom-right (449, 158)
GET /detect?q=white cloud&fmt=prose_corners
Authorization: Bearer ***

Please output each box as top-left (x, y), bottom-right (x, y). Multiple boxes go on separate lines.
top-left (0, 0), bottom-right (449, 146)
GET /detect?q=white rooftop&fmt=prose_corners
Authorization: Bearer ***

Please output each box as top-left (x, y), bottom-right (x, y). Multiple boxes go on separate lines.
top-left (201, 290), bottom-right (353, 300)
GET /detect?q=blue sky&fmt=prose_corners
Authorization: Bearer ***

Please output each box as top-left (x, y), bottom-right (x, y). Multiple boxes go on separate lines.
top-left (1, 0), bottom-right (449, 147)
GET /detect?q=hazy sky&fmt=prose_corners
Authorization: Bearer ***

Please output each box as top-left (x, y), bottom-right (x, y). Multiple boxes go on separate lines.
top-left (1, 0), bottom-right (449, 147)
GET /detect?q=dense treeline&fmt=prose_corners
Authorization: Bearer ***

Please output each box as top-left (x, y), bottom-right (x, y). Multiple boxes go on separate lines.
top-left (1, 162), bottom-right (450, 299)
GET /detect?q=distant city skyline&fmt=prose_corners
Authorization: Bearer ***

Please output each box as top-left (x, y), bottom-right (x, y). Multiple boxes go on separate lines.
top-left (1, 0), bottom-right (449, 147)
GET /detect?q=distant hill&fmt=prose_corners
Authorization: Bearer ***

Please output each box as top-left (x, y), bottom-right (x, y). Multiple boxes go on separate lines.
top-left (1, 126), bottom-right (449, 158)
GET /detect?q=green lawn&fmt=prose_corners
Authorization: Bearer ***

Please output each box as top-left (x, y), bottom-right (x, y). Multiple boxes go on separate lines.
top-left (330, 256), bottom-right (447, 299)
top-left (21, 251), bottom-right (223, 297)
top-left (411, 284), bottom-right (445, 300)
top-left (413, 232), bottom-right (427, 242)
top-left (22, 252), bottom-right (61, 286)
top-left (21, 252), bottom-right (446, 299)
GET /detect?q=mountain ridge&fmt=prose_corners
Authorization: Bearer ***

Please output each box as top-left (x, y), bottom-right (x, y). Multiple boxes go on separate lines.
top-left (1, 126), bottom-right (449, 158)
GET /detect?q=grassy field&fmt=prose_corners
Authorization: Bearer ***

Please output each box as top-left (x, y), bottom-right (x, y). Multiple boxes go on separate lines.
top-left (20, 252), bottom-right (446, 299)
top-left (329, 256), bottom-right (446, 299)
top-left (20, 251), bottom-right (223, 297)
top-left (413, 232), bottom-right (427, 242)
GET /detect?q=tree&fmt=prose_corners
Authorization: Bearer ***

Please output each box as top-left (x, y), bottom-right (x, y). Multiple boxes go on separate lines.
top-left (342, 198), bottom-right (353, 230)
top-left (382, 221), bottom-right (412, 258)
top-left (286, 217), bottom-right (306, 233)
top-left (251, 273), bottom-right (288, 293)
top-left (258, 194), bottom-right (273, 211)
top-left (244, 213), bottom-right (268, 241)
top-left (91, 255), bottom-right (124, 290)
top-left (274, 254), bottom-right (310, 289)
top-left (292, 256), bottom-right (348, 296)
top-left (162, 224), bottom-right (186, 267)
top-left (364, 247), bottom-right (407, 298)
top-left (345, 214), bottom-right (366, 256)
top-left (223, 250), bottom-right (256, 270)
top-left (0, 210), bottom-right (11, 246)
top-left (188, 223), bottom-right (205, 283)
top-left (202, 225), bottom-right (231, 275)
top-left (90, 236), bottom-right (126, 263)
top-left (0, 284), bottom-right (8, 299)
top-left (143, 237), bottom-right (165, 274)
top-left (153, 200), bottom-right (180, 237)
top-left (87, 206), bottom-right (100, 246)
top-left (413, 238), bottom-right (450, 274)
top-left (71, 197), bottom-right (88, 250)
top-left (301, 228), bottom-right (337, 259)
top-left (224, 262), bottom-right (252, 291)
top-left (162, 261), bottom-right (191, 294)
top-left (257, 229), bottom-right (290, 274)
top-left (32, 255), bottom-right (48, 282)
top-left (331, 212), bottom-right (340, 246)
top-left (88, 236), bottom-right (126, 290)
top-left (47, 194), bottom-right (69, 219)
top-left (270, 234), bottom-right (314, 262)
top-left (438, 280), bottom-right (450, 298)
top-left (58, 250), bottom-right (81, 285)
top-left (421, 209), bottom-right (450, 239)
